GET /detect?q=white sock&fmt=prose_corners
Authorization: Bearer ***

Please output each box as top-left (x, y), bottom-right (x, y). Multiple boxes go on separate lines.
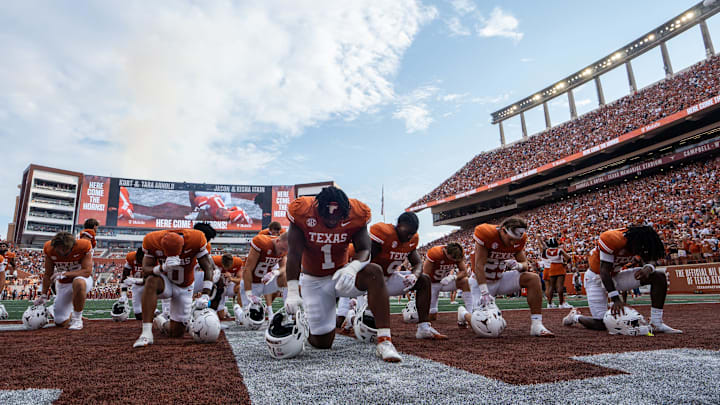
top-left (142, 322), bottom-right (153, 338)
top-left (458, 307), bottom-right (468, 319)
top-left (462, 291), bottom-right (474, 313)
top-left (377, 328), bottom-right (391, 338)
top-left (531, 314), bottom-right (542, 322)
top-left (72, 311), bottom-right (82, 320)
top-left (418, 321), bottom-right (431, 330)
top-left (651, 307), bottom-right (663, 324)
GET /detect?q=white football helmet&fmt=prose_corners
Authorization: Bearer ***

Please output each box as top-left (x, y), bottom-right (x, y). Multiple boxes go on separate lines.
top-left (190, 308), bottom-right (221, 343)
top-left (0, 303), bottom-right (8, 320)
top-left (265, 308), bottom-right (308, 359)
top-left (603, 307), bottom-right (652, 336)
top-left (402, 300), bottom-right (419, 324)
top-left (245, 301), bottom-right (266, 330)
top-left (111, 300), bottom-right (129, 322)
top-left (233, 304), bottom-right (245, 326)
top-left (470, 303), bottom-right (506, 338)
top-left (353, 304), bottom-right (378, 343)
top-left (23, 305), bottom-right (48, 330)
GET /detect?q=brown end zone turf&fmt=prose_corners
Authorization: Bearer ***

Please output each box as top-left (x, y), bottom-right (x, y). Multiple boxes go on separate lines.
top-left (389, 303), bottom-right (720, 384)
top-left (0, 321), bottom-right (250, 404)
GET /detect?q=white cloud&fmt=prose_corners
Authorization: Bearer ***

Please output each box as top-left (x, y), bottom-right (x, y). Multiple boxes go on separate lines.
top-left (449, 0), bottom-right (476, 15)
top-left (0, 0), bottom-right (437, 186)
top-left (393, 105), bottom-right (433, 133)
top-left (393, 84), bottom-right (439, 133)
top-left (476, 7), bottom-right (523, 42)
top-left (520, 57), bottom-right (534, 63)
top-left (439, 92), bottom-right (469, 102)
top-left (446, 16), bottom-right (471, 36)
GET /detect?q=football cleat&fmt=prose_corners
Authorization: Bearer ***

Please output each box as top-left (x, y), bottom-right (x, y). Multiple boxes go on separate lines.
top-left (457, 305), bottom-right (468, 329)
top-left (563, 308), bottom-right (580, 326)
top-left (375, 337), bottom-right (402, 363)
top-left (68, 316), bottom-right (83, 331)
top-left (559, 302), bottom-right (573, 309)
top-left (530, 322), bottom-right (555, 337)
top-left (415, 325), bottom-right (448, 340)
top-left (651, 323), bottom-right (683, 334)
top-left (547, 303), bottom-right (557, 309)
top-left (154, 313), bottom-right (169, 335)
top-left (133, 335), bottom-right (153, 348)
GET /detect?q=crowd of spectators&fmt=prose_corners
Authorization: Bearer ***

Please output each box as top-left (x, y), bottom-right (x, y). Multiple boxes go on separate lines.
top-left (26, 222), bottom-right (71, 233)
top-left (33, 180), bottom-right (76, 193)
top-left (28, 209), bottom-right (73, 221)
top-left (419, 156), bottom-right (720, 270)
top-left (411, 55), bottom-right (720, 208)
top-left (31, 196), bottom-right (74, 207)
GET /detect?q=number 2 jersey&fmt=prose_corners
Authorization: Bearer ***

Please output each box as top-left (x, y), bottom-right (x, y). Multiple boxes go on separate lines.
top-left (142, 229), bottom-right (208, 287)
top-left (287, 196), bottom-right (371, 277)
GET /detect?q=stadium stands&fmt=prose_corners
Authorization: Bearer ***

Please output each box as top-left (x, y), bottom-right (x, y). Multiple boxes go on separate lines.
top-left (411, 55), bottom-right (720, 208)
top-left (419, 156), bottom-right (720, 270)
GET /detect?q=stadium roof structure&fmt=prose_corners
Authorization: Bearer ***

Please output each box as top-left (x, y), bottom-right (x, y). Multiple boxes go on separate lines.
top-left (491, 1), bottom-right (720, 143)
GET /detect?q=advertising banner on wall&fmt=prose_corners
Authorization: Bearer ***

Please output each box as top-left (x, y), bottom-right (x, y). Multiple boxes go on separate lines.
top-left (665, 263), bottom-right (720, 294)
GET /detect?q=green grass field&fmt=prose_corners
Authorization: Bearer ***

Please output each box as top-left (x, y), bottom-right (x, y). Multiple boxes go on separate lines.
top-left (3, 294), bottom-right (718, 321)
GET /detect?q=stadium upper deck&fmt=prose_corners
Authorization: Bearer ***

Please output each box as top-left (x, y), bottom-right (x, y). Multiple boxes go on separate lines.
top-left (409, 55), bottom-right (720, 215)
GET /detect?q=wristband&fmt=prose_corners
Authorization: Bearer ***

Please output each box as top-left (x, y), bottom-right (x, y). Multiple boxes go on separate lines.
top-left (479, 283), bottom-right (489, 295)
top-left (203, 280), bottom-right (213, 290)
top-left (287, 280), bottom-right (300, 296)
top-left (608, 290), bottom-right (619, 298)
top-left (153, 265), bottom-right (162, 275)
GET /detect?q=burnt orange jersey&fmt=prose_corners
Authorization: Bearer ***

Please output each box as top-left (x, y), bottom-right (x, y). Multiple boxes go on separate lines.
top-left (473, 224), bottom-right (527, 281)
top-left (287, 196), bottom-right (371, 277)
top-left (142, 229), bottom-right (208, 287)
top-left (248, 234), bottom-right (286, 283)
top-left (124, 251), bottom-right (143, 278)
top-left (369, 222), bottom-right (418, 277)
top-left (212, 255), bottom-right (244, 277)
top-left (80, 229), bottom-right (97, 248)
top-left (588, 228), bottom-right (632, 274)
top-left (43, 239), bottom-right (93, 284)
top-left (259, 228), bottom-right (286, 237)
top-left (347, 243), bottom-right (355, 261)
top-left (424, 245), bottom-right (460, 282)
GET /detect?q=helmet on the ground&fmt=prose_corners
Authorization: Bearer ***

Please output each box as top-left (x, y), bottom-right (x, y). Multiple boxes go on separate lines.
top-left (190, 308), bottom-right (221, 343)
top-left (603, 307), bottom-right (652, 336)
top-left (245, 301), bottom-right (266, 330)
top-left (470, 303), bottom-right (506, 338)
top-left (23, 305), bottom-right (48, 330)
top-left (402, 300), bottom-right (419, 324)
top-left (265, 308), bottom-right (307, 359)
top-left (111, 300), bottom-right (129, 322)
top-left (353, 304), bottom-right (378, 343)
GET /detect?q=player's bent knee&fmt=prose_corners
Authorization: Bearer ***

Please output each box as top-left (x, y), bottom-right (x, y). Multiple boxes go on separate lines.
top-left (308, 332), bottom-right (334, 349)
top-left (72, 278), bottom-right (87, 293)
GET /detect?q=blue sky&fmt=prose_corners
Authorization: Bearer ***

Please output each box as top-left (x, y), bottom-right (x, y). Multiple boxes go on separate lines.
top-left (1, 0), bottom-right (717, 244)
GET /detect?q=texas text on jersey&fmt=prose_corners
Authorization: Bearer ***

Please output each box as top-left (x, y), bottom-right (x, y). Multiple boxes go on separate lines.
top-left (287, 196), bottom-right (371, 277)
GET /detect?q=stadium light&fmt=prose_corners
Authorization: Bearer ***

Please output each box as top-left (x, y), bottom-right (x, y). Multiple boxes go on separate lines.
top-left (491, 1), bottom-right (720, 124)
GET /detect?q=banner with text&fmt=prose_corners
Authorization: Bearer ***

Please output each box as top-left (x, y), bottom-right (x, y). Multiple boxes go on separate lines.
top-left (77, 176), bottom-right (296, 231)
top-left (665, 263), bottom-right (720, 294)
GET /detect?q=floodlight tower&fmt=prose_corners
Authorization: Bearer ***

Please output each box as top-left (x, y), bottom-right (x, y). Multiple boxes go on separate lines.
top-left (491, 1), bottom-right (720, 146)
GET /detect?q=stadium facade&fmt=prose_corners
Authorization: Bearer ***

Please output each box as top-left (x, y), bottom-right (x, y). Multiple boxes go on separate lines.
top-left (408, 1), bottom-right (720, 230)
top-left (10, 165), bottom-right (333, 254)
